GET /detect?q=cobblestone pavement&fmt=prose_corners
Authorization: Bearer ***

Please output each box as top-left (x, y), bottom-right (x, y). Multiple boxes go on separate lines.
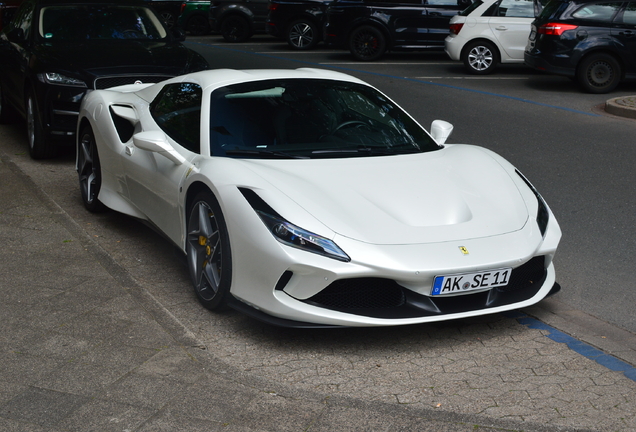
top-left (1, 121), bottom-right (635, 432)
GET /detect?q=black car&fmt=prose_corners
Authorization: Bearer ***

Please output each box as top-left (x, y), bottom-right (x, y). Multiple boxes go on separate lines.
top-left (324, 0), bottom-right (472, 61)
top-left (0, 0), bottom-right (208, 159)
top-left (209, 0), bottom-right (269, 42)
top-left (266, 0), bottom-right (331, 49)
top-left (525, 0), bottom-right (636, 93)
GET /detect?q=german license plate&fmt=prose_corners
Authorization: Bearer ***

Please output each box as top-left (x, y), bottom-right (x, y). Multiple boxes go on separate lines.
top-left (431, 268), bottom-right (512, 296)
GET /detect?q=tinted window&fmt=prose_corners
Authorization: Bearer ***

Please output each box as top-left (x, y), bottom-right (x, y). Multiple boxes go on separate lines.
top-left (571, 2), bottom-right (622, 21)
top-left (38, 5), bottom-right (167, 41)
top-left (486, 0), bottom-right (534, 17)
top-left (151, 83), bottom-right (202, 153)
top-left (621, 1), bottom-right (636, 24)
top-left (209, 79), bottom-right (440, 159)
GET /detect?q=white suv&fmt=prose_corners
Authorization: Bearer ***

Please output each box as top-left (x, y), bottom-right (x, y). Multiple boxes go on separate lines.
top-left (445, 0), bottom-right (543, 74)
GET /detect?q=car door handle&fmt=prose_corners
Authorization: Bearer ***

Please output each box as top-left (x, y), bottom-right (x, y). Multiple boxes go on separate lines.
top-left (620, 30), bottom-right (634, 37)
top-left (495, 26), bottom-right (508, 31)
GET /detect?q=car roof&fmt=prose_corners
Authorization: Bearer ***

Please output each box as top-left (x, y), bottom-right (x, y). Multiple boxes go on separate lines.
top-left (135, 68), bottom-right (369, 101)
top-left (31, 0), bottom-right (148, 6)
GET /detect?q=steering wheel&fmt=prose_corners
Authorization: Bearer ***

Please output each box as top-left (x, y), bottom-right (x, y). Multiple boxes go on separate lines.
top-left (334, 120), bottom-right (369, 132)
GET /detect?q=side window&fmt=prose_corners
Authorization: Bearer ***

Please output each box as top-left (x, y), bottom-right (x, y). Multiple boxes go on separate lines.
top-left (621, 2), bottom-right (636, 25)
top-left (9, 1), bottom-right (34, 38)
top-left (571, 2), bottom-right (622, 22)
top-left (496, 0), bottom-right (534, 17)
top-left (150, 83), bottom-right (202, 153)
top-left (483, 0), bottom-right (534, 17)
top-left (426, 0), bottom-right (462, 6)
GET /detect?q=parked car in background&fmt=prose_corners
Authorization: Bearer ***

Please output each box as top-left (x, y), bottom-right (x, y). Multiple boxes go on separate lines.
top-left (0, 0), bottom-right (208, 159)
top-left (323, 0), bottom-right (472, 61)
top-left (266, 0), bottom-right (331, 49)
top-left (0, 1), bottom-right (22, 31)
top-left (209, 0), bottom-right (269, 42)
top-left (178, 0), bottom-right (210, 35)
top-left (144, 0), bottom-right (184, 28)
top-left (525, 0), bottom-right (636, 93)
top-left (445, 0), bottom-right (545, 74)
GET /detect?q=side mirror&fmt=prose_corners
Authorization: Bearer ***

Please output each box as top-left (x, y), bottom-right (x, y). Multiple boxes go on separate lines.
top-left (430, 120), bottom-right (453, 145)
top-left (133, 131), bottom-right (186, 165)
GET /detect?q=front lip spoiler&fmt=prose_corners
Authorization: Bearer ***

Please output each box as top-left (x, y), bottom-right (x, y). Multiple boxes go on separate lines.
top-left (226, 295), bottom-right (346, 328)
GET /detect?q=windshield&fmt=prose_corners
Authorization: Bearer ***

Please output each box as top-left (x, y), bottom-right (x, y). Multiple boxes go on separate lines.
top-left (209, 79), bottom-right (440, 159)
top-left (38, 5), bottom-right (168, 41)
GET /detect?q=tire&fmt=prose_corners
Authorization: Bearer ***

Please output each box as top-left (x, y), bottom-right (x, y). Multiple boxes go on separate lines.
top-left (220, 15), bottom-right (251, 42)
top-left (160, 11), bottom-right (176, 29)
top-left (349, 25), bottom-right (387, 61)
top-left (287, 19), bottom-right (318, 50)
top-left (462, 40), bottom-right (499, 75)
top-left (77, 124), bottom-right (107, 213)
top-left (26, 91), bottom-right (56, 159)
top-left (186, 14), bottom-right (210, 36)
top-left (577, 53), bottom-right (621, 94)
top-left (186, 191), bottom-right (232, 310)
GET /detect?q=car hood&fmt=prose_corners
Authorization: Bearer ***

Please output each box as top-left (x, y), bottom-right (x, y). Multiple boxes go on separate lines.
top-left (33, 41), bottom-right (204, 84)
top-left (240, 145), bottom-right (530, 245)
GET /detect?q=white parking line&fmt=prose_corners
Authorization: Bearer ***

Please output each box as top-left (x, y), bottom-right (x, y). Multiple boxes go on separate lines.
top-left (318, 62), bottom-right (455, 65)
top-left (413, 76), bottom-right (529, 80)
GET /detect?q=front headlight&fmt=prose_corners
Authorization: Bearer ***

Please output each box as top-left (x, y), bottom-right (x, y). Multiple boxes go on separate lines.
top-left (516, 170), bottom-right (549, 237)
top-left (239, 187), bottom-right (350, 262)
top-left (256, 211), bottom-right (350, 262)
top-left (38, 72), bottom-right (87, 87)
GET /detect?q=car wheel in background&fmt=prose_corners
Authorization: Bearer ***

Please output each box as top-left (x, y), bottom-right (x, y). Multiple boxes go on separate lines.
top-left (77, 125), bottom-right (107, 213)
top-left (160, 11), bottom-right (176, 28)
top-left (220, 14), bottom-right (251, 42)
top-left (349, 25), bottom-right (387, 61)
top-left (287, 19), bottom-right (318, 50)
top-left (26, 91), bottom-right (55, 159)
top-left (186, 191), bottom-right (232, 310)
top-left (185, 14), bottom-right (210, 35)
top-left (462, 40), bottom-right (499, 74)
top-left (577, 53), bottom-right (621, 94)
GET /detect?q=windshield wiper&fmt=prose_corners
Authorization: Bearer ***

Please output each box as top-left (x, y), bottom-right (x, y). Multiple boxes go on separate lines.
top-left (224, 149), bottom-right (307, 159)
top-left (311, 146), bottom-right (418, 158)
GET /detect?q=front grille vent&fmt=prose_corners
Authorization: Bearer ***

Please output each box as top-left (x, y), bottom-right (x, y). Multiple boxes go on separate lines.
top-left (302, 256), bottom-right (548, 319)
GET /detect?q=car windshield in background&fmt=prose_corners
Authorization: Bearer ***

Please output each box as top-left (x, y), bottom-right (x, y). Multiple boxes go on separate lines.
top-left (39, 5), bottom-right (168, 41)
top-left (209, 79), bottom-right (440, 159)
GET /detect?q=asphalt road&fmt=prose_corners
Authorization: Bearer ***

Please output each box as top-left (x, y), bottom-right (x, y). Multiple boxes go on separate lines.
top-left (182, 35), bottom-right (636, 335)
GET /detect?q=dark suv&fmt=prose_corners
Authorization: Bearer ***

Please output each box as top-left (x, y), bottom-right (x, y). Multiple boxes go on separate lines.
top-left (324, 0), bottom-right (472, 61)
top-left (266, 0), bottom-right (331, 49)
top-left (525, 0), bottom-right (636, 93)
top-left (209, 0), bottom-right (269, 42)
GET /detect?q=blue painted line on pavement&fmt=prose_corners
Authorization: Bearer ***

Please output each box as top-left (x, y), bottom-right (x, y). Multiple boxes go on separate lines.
top-left (504, 312), bottom-right (636, 382)
top-left (192, 42), bottom-right (601, 118)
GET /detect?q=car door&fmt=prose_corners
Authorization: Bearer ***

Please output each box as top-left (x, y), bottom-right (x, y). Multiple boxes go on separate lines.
top-left (487, 0), bottom-right (535, 60)
top-left (376, 0), bottom-right (429, 47)
top-left (424, 0), bottom-right (465, 47)
top-left (123, 82), bottom-right (202, 244)
top-left (611, 0), bottom-right (636, 73)
top-left (0, 0), bottom-right (34, 113)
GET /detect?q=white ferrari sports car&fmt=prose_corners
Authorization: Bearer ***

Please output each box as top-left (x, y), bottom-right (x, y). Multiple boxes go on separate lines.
top-left (76, 68), bottom-right (561, 327)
